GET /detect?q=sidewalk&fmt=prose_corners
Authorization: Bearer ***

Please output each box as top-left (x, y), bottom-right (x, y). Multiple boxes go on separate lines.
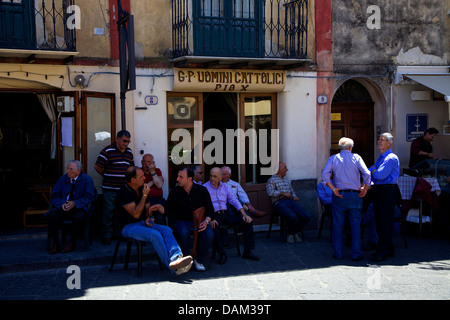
top-left (0, 228), bottom-right (449, 300)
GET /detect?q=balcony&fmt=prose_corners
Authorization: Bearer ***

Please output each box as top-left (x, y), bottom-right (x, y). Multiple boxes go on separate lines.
top-left (0, 0), bottom-right (77, 60)
top-left (172, 0), bottom-right (309, 68)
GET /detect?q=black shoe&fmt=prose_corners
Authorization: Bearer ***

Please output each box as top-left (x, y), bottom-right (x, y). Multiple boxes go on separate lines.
top-left (218, 254), bottom-right (228, 265)
top-left (243, 251), bottom-right (260, 261)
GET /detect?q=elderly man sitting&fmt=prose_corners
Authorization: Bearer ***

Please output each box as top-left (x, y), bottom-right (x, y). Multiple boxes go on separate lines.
top-left (46, 160), bottom-right (96, 254)
top-left (221, 166), bottom-right (266, 218)
top-left (204, 167), bottom-right (260, 264)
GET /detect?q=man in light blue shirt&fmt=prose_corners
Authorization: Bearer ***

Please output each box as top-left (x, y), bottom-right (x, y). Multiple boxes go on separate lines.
top-left (322, 137), bottom-right (371, 260)
top-left (368, 133), bottom-right (400, 262)
top-left (203, 167), bottom-right (259, 264)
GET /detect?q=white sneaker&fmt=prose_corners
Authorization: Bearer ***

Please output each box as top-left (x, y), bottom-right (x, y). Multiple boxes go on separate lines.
top-left (287, 234), bottom-right (294, 244)
top-left (294, 234), bottom-right (303, 242)
top-left (175, 260), bottom-right (193, 276)
top-left (169, 255), bottom-right (193, 270)
top-left (193, 260), bottom-right (206, 271)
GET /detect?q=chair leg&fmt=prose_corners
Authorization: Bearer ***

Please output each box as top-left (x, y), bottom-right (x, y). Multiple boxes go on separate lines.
top-left (280, 215), bottom-right (287, 242)
top-left (267, 213), bottom-right (275, 238)
top-left (109, 240), bottom-right (121, 272)
top-left (157, 256), bottom-right (163, 271)
top-left (124, 241), bottom-right (132, 270)
top-left (234, 228), bottom-right (241, 256)
top-left (318, 214), bottom-right (325, 239)
top-left (136, 241), bottom-right (143, 277)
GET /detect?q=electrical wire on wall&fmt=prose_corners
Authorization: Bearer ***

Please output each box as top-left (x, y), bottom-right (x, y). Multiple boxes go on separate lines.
top-left (66, 66), bottom-right (173, 89)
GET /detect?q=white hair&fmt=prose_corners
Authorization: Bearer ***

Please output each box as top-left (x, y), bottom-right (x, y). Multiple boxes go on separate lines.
top-left (380, 132), bottom-right (394, 144)
top-left (338, 137), bottom-right (354, 150)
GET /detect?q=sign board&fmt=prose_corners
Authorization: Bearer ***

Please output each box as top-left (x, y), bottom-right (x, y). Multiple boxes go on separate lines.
top-left (406, 113), bottom-right (428, 142)
top-left (173, 68), bottom-right (286, 92)
top-left (331, 113), bottom-right (341, 121)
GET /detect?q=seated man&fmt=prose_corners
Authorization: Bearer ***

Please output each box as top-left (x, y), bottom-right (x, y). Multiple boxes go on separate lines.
top-left (141, 153), bottom-right (165, 223)
top-left (193, 165), bottom-right (204, 185)
top-left (117, 166), bottom-right (193, 276)
top-left (204, 167), bottom-right (260, 264)
top-left (221, 166), bottom-right (266, 218)
top-left (46, 160), bottom-right (96, 254)
top-left (164, 166), bottom-right (215, 272)
top-left (266, 162), bottom-right (311, 243)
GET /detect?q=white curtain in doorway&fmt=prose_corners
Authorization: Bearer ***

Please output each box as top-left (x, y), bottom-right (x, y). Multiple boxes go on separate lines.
top-left (36, 94), bottom-right (57, 159)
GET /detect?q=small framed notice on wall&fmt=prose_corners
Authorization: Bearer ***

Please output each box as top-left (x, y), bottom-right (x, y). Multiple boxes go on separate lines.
top-left (406, 113), bottom-right (428, 142)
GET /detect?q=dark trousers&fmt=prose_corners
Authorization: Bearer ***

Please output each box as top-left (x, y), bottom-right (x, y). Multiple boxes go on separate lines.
top-left (46, 208), bottom-right (87, 245)
top-left (214, 207), bottom-right (255, 255)
top-left (373, 185), bottom-right (397, 257)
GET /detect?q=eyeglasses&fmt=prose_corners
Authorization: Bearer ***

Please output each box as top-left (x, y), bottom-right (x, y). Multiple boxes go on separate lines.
top-left (121, 139), bottom-right (130, 143)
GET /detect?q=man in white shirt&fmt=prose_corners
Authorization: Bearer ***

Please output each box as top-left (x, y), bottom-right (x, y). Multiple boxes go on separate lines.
top-left (221, 166), bottom-right (266, 218)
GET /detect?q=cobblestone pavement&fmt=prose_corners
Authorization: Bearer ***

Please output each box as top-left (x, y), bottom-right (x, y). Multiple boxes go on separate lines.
top-left (1, 230), bottom-right (449, 301)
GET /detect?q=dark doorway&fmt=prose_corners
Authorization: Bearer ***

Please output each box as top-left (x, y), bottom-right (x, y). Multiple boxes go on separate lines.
top-left (0, 92), bottom-right (57, 230)
top-left (331, 80), bottom-right (374, 166)
top-left (202, 92), bottom-right (239, 178)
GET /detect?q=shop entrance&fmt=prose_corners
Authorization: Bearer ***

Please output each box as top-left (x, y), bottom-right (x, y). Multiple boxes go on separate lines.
top-left (0, 92), bottom-right (58, 230)
top-left (0, 91), bottom-right (116, 231)
top-left (167, 92), bottom-right (277, 221)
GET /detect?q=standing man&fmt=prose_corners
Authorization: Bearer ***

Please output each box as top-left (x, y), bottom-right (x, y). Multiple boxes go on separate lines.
top-left (94, 130), bottom-right (134, 245)
top-left (409, 127), bottom-right (439, 168)
top-left (164, 166), bottom-right (215, 271)
top-left (204, 167), bottom-right (260, 264)
top-left (116, 166), bottom-right (193, 276)
top-left (369, 133), bottom-right (400, 262)
top-left (322, 137), bottom-right (371, 260)
top-left (266, 162), bottom-right (311, 243)
top-left (221, 166), bottom-right (266, 218)
top-left (46, 160), bottom-right (95, 254)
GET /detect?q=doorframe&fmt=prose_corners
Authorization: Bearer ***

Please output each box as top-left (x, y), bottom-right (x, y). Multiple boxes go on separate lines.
top-left (166, 92), bottom-right (203, 186)
top-left (55, 91), bottom-right (79, 174)
top-left (80, 91), bottom-right (116, 170)
top-left (238, 92), bottom-right (278, 186)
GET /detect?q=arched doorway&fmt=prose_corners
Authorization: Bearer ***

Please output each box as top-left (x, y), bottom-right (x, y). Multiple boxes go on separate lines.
top-left (331, 80), bottom-right (374, 165)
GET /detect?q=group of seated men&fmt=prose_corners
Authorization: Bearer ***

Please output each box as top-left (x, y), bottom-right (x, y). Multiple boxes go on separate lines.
top-left (46, 158), bottom-right (311, 276)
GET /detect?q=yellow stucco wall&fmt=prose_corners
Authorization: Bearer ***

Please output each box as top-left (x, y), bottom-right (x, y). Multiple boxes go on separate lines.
top-left (72, 0), bottom-right (315, 61)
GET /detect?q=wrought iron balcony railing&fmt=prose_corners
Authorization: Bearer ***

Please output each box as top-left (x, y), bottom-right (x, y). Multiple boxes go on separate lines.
top-left (0, 0), bottom-right (76, 51)
top-left (172, 0), bottom-right (308, 60)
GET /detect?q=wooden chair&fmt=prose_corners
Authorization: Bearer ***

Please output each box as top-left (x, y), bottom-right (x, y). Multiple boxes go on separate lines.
top-left (109, 236), bottom-right (163, 277)
top-left (267, 208), bottom-right (288, 242)
top-left (212, 224), bottom-right (242, 259)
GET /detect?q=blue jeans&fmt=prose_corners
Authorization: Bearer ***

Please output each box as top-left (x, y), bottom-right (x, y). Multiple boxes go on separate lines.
top-left (274, 199), bottom-right (311, 234)
top-left (332, 192), bottom-right (363, 259)
top-left (121, 221), bottom-right (183, 272)
top-left (173, 220), bottom-right (214, 265)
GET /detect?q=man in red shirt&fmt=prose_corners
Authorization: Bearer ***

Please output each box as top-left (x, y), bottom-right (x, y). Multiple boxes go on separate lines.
top-left (409, 127), bottom-right (439, 168)
top-left (141, 154), bottom-right (166, 223)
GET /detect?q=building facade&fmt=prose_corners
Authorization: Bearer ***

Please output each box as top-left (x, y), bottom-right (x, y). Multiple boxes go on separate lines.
top-left (1, 0), bottom-right (323, 230)
top-left (1, 0), bottom-right (447, 231)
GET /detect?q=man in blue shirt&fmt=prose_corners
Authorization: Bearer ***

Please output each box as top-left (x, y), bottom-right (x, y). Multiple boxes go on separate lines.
top-left (322, 138), bottom-right (371, 260)
top-left (368, 133), bottom-right (400, 262)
